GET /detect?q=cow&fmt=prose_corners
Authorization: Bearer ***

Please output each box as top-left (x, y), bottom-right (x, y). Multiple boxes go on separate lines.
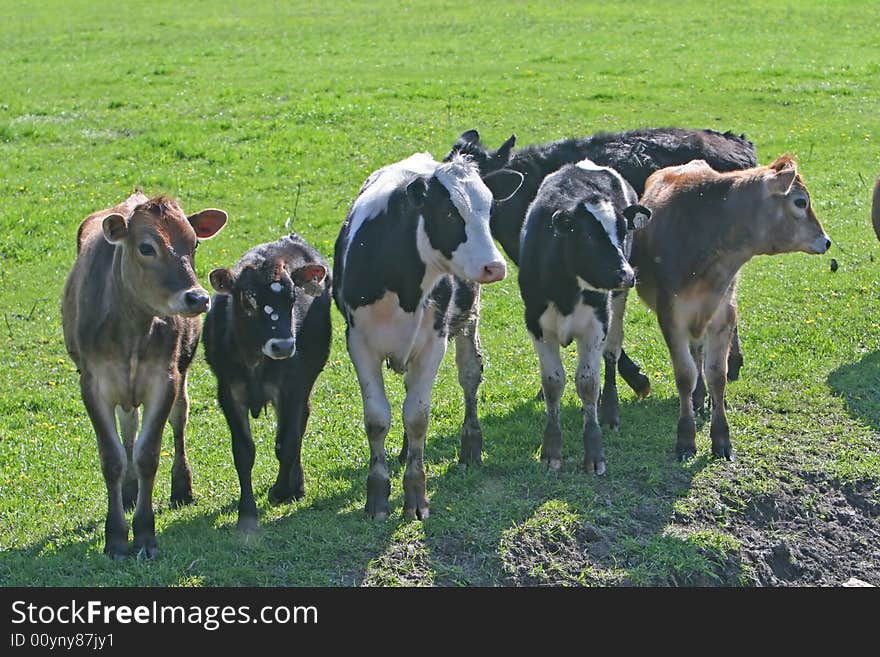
top-left (62, 191), bottom-right (227, 558)
top-left (631, 155), bottom-right (831, 462)
top-left (446, 127), bottom-right (758, 415)
top-left (333, 152), bottom-right (522, 520)
top-left (202, 234), bottom-right (331, 532)
top-left (519, 159), bottom-right (650, 473)
top-left (872, 175), bottom-right (880, 241)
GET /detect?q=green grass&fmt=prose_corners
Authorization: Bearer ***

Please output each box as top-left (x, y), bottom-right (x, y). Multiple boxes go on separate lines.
top-left (1, 0), bottom-right (879, 586)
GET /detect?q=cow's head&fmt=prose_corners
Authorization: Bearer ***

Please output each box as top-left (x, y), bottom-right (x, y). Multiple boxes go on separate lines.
top-left (757, 155), bottom-right (830, 256)
top-left (551, 199), bottom-right (646, 291)
top-left (209, 258), bottom-right (327, 360)
top-left (408, 154), bottom-right (522, 284)
top-left (102, 196), bottom-right (227, 317)
top-left (444, 129), bottom-right (516, 175)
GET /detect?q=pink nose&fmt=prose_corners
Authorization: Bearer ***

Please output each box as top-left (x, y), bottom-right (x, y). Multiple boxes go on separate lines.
top-left (477, 261), bottom-right (507, 284)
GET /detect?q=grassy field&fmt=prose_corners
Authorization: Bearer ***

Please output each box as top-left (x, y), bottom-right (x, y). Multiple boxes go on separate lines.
top-left (1, 0), bottom-right (879, 586)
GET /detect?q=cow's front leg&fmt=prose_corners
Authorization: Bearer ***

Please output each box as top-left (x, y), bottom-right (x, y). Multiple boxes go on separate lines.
top-left (705, 301), bottom-right (736, 460)
top-left (218, 382), bottom-right (258, 532)
top-left (401, 338), bottom-right (446, 520)
top-left (454, 311), bottom-right (485, 465)
top-left (168, 371), bottom-right (194, 508)
top-left (132, 378), bottom-right (176, 558)
top-left (659, 307), bottom-right (699, 462)
top-left (576, 327), bottom-right (606, 475)
top-left (270, 394), bottom-right (309, 504)
top-left (532, 336), bottom-right (566, 470)
top-left (82, 375), bottom-right (128, 559)
top-left (116, 406), bottom-right (139, 511)
top-left (349, 333), bottom-right (392, 519)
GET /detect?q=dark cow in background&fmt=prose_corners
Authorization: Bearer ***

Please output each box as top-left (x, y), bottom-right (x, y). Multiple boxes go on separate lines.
top-left (519, 159), bottom-right (649, 473)
top-left (632, 156), bottom-right (831, 461)
top-left (203, 234), bottom-right (331, 532)
top-left (334, 152), bottom-right (522, 520)
top-left (447, 126), bottom-right (758, 403)
top-left (62, 191), bottom-right (227, 558)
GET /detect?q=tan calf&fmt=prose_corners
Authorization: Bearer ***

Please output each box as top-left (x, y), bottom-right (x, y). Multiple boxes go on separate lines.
top-left (63, 191), bottom-right (227, 558)
top-left (632, 155), bottom-right (830, 461)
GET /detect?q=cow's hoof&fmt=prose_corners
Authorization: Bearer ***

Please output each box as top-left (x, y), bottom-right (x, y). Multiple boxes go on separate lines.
top-left (170, 491), bottom-right (194, 509)
top-left (712, 444), bottom-right (734, 461)
top-left (104, 542), bottom-right (128, 560)
top-left (541, 456), bottom-right (562, 471)
top-left (403, 504), bottom-right (430, 521)
top-left (135, 546), bottom-right (159, 560)
top-left (633, 374), bottom-right (651, 399)
top-left (459, 427), bottom-right (483, 465)
top-left (727, 355), bottom-right (743, 382)
top-left (268, 483), bottom-right (304, 505)
top-left (677, 449), bottom-right (696, 463)
top-left (367, 509), bottom-right (388, 521)
top-left (237, 515), bottom-right (259, 533)
top-left (583, 458), bottom-right (607, 476)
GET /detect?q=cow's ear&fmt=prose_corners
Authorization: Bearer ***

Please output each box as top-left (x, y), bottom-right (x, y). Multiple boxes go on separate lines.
top-left (406, 177), bottom-right (428, 208)
top-left (459, 129), bottom-right (480, 144)
top-left (771, 166), bottom-right (797, 195)
top-left (188, 209), bottom-right (228, 239)
top-left (485, 169), bottom-right (524, 202)
top-left (209, 268), bottom-right (235, 294)
top-left (493, 134), bottom-right (517, 166)
top-left (292, 263), bottom-right (327, 296)
top-left (102, 213), bottom-right (128, 244)
top-left (623, 204), bottom-right (651, 231)
top-left (552, 209), bottom-right (574, 233)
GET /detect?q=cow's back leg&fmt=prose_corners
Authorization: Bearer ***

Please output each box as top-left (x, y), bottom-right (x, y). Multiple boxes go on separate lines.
top-left (82, 375), bottom-right (128, 559)
top-left (599, 290), bottom-right (625, 430)
top-left (705, 299), bottom-right (736, 460)
top-left (690, 341), bottom-right (707, 417)
top-left (270, 389), bottom-right (309, 505)
top-left (617, 348), bottom-right (651, 398)
top-left (727, 320), bottom-right (744, 381)
top-left (401, 337), bottom-right (447, 520)
top-left (349, 331), bottom-right (392, 519)
top-left (576, 322), bottom-right (607, 475)
top-left (116, 406), bottom-right (139, 511)
top-left (218, 382), bottom-right (258, 532)
top-left (131, 380), bottom-right (176, 558)
top-left (658, 303), bottom-right (699, 462)
top-left (532, 336), bottom-right (566, 470)
top-left (168, 371), bottom-right (194, 508)
top-left (454, 314), bottom-right (485, 465)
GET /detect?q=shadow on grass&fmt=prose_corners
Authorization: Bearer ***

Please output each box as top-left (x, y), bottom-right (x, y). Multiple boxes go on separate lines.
top-left (827, 350), bottom-right (880, 430)
top-left (0, 393), bottom-right (739, 587)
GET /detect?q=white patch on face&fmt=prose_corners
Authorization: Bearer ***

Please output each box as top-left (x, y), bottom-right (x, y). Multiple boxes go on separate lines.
top-left (585, 200), bottom-right (621, 249)
top-left (264, 305), bottom-right (274, 315)
top-left (576, 158), bottom-right (637, 205)
top-left (271, 313), bottom-right (279, 321)
top-left (433, 155), bottom-right (503, 281)
top-left (270, 282), bottom-right (283, 293)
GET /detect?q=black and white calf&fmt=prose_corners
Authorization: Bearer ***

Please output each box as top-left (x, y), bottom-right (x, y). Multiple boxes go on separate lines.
top-left (203, 233), bottom-right (331, 532)
top-left (334, 152), bottom-right (522, 520)
top-left (518, 159), bottom-right (649, 474)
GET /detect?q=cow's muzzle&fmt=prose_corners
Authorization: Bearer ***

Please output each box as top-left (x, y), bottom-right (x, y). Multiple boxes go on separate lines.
top-left (809, 234), bottom-right (832, 254)
top-left (263, 338), bottom-right (296, 360)
top-left (476, 260), bottom-right (507, 284)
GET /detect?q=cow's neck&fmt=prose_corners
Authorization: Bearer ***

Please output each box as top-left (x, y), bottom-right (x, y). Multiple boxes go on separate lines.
top-left (110, 249), bottom-right (161, 337)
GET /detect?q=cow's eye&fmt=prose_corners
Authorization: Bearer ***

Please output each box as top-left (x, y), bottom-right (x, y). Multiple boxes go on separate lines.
top-left (794, 198), bottom-right (808, 209)
top-left (138, 243), bottom-right (156, 257)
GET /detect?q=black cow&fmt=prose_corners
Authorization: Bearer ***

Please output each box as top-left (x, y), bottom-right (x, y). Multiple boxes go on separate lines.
top-left (519, 159), bottom-right (649, 474)
top-left (203, 233), bottom-right (331, 532)
top-left (334, 152), bottom-right (522, 521)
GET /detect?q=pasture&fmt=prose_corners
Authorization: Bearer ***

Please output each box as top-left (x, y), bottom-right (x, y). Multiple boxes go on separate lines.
top-left (1, 0), bottom-right (879, 586)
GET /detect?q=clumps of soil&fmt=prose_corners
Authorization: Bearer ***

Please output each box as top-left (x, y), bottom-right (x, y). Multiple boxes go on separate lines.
top-left (499, 501), bottom-right (624, 586)
top-left (689, 472), bottom-right (880, 586)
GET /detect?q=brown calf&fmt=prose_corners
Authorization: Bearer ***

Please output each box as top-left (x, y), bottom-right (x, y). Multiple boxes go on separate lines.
top-left (872, 175), bottom-right (880, 241)
top-left (62, 191), bottom-right (227, 558)
top-left (632, 156), bottom-right (830, 461)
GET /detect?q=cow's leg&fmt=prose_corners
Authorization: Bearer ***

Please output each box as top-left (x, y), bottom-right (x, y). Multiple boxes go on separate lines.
top-left (401, 338), bottom-right (446, 520)
top-left (218, 382), bottom-right (258, 532)
top-left (658, 307), bottom-right (699, 462)
top-left (576, 324), bottom-right (607, 475)
top-left (349, 332), bottom-right (392, 519)
top-left (690, 341), bottom-right (708, 418)
top-left (532, 336), bottom-right (566, 470)
top-left (270, 393), bottom-right (309, 504)
top-left (131, 379), bottom-right (176, 558)
top-left (82, 376), bottom-right (128, 559)
top-left (727, 301), bottom-right (744, 382)
top-left (705, 300), bottom-right (736, 460)
top-left (454, 314), bottom-right (485, 465)
top-left (116, 406), bottom-right (139, 511)
top-left (617, 348), bottom-right (652, 399)
top-left (168, 371), bottom-right (194, 508)
top-left (600, 290), bottom-right (625, 430)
